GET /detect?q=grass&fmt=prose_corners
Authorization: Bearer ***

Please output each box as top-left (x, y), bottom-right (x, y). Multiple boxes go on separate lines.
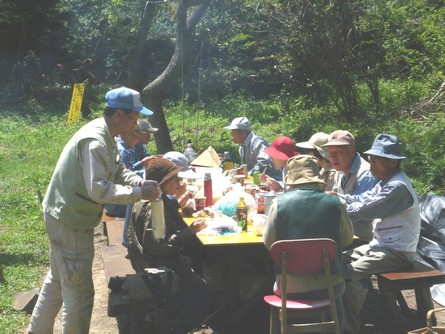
top-left (0, 90), bottom-right (444, 333)
top-left (0, 112), bottom-right (83, 333)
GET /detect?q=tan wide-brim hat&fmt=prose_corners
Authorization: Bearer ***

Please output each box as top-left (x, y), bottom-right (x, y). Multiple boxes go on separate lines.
top-left (295, 132), bottom-right (330, 160)
top-left (285, 155), bottom-right (326, 186)
top-left (145, 158), bottom-right (183, 184)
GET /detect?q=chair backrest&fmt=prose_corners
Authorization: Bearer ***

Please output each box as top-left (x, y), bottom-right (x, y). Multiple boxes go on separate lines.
top-left (270, 238), bottom-right (337, 274)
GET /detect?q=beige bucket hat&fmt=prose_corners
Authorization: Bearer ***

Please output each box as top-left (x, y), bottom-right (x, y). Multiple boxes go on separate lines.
top-left (285, 155), bottom-right (325, 186)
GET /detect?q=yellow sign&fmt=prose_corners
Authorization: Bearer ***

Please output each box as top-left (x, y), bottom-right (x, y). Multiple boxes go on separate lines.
top-left (68, 83), bottom-right (85, 124)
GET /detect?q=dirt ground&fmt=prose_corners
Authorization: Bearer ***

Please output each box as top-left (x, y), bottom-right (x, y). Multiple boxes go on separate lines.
top-left (24, 225), bottom-right (445, 334)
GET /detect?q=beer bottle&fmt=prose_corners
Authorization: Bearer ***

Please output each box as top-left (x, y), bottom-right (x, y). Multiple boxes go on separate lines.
top-left (236, 197), bottom-right (248, 231)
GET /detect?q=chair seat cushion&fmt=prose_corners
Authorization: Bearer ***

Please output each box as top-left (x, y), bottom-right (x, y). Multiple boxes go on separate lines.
top-left (263, 294), bottom-right (330, 310)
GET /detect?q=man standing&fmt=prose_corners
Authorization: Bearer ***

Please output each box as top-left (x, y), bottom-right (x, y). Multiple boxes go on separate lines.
top-left (224, 116), bottom-right (281, 180)
top-left (28, 86), bottom-right (161, 334)
top-left (339, 134), bottom-right (421, 334)
top-left (322, 130), bottom-right (379, 240)
top-left (263, 155), bottom-right (354, 332)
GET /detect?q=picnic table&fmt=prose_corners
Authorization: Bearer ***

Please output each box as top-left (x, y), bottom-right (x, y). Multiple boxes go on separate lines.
top-left (183, 217), bottom-right (274, 327)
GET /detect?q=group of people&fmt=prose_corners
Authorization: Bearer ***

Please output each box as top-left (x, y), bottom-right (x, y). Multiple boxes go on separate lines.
top-left (28, 86), bottom-right (420, 334)
top-left (250, 126), bottom-right (420, 333)
top-left (27, 87), bottom-right (218, 334)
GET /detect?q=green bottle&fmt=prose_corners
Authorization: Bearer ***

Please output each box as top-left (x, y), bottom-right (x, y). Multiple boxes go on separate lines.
top-left (253, 166), bottom-right (261, 185)
top-left (236, 197), bottom-right (248, 231)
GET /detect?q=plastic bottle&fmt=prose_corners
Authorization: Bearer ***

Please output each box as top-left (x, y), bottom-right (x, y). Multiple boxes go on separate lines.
top-left (257, 194), bottom-right (265, 214)
top-left (221, 151), bottom-right (235, 171)
top-left (236, 196), bottom-right (248, 231)
top-left (203, 173), bottom-right (213, 207)
top-left (183, 140), bottom-right (198, 161)
top-left (151, 193), bottom-right (165, 240)
top-left (253, 165), bottom-right (261, 185)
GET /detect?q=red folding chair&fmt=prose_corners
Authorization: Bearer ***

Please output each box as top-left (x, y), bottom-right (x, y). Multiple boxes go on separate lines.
top-left (263, 238), bottom-right (340, 334)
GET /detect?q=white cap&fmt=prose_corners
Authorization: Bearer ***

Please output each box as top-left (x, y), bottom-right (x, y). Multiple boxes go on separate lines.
top-left (223, 117), bottom-right (251, 131)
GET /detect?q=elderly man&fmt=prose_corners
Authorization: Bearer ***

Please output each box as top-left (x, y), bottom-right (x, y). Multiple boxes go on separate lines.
top-left (322, 130), bottom-right (379, 241)
top-left (28, 86), bottom-right (161, 334)
top-left (105, 126), bottom-right (145, 218)
top-left (224, 116), bottom-right (281, 180)
top-left (295, 132), bottom-right (337, 191)
top-left (338, 134), bottom-right (421, 334)
top-left (263, 155), bottom-right (354, 332)
top-left (128, 118), bottom-right (158, 175)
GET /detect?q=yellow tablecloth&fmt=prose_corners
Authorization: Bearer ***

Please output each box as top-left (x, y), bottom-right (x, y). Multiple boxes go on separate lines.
top-left (183, 217), bottom-right (263, 246)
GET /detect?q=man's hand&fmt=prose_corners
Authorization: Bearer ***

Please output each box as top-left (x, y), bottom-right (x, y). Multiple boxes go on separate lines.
top-left (189, 218), bottom-right (207, 234)
top-left (141, 180), bottom-right (161, 201)
top-left (260, 174), bottom-right (283, 192)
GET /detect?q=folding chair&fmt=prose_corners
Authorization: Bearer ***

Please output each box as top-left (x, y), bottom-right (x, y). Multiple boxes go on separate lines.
top-left (263, 238), bottom-right (340, 334)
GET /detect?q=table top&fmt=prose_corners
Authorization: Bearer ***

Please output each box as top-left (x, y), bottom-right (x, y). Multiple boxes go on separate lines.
top-left (183, 217), bottom-right (264, 247)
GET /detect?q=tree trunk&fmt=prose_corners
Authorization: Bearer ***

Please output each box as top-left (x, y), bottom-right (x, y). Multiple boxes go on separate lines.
top-left (127, 2), bottom-right (156, 91)
top-left (142, 0), bottom-right (211, 154)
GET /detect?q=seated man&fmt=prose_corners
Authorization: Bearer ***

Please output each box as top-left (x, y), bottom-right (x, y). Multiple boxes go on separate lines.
top-left (295, 132), bottom-right (337, 191)
top-left (127, 118), bottom-right (158, 176)
top-left (263, 155), bottom-right (354, 332)
top-left (260, 136), bottom-right (299, 192)
top-left (322, 130), bottom-right (380, 241)
top-left (338, 134), bottom-right (421, 334)
top-left (163, 151), bottom-right (199, 208)
top-left (126, 158), bottom-right (219, 334)
top-left (224, 116), bottom-right (281, 180)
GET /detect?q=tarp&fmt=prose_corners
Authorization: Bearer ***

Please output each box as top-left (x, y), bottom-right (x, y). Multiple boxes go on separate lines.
top-left (416, 194), bottom-right (445, 306)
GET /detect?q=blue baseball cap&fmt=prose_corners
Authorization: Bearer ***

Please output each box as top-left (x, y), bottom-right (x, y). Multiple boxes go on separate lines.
top-left (105, 86), bottom-right (153, 116)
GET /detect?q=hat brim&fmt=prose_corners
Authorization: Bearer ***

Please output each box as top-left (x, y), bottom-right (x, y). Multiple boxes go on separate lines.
top-left (264, 146), bottom-right (294, 161)
top-left (284, 175), bottom-right (326, 186)
top-left (364, 149), bottom-right (406, 160)
top-left (321, 140), bottom-right (350, 147)
top-left (160, 165), bottom-right (183, 184)
top-left (178, 169), bottom-right (201, 179)
top-left (295, 141), bottom-right (315, 150)
top-left (223, 125), bottom-right (250, 131)
top-left (136, 106), bottom-right (153, 116)
top-left (314, 145), bottom-right (330, 160)
top-left (135, 127), bottom-right (158, 134)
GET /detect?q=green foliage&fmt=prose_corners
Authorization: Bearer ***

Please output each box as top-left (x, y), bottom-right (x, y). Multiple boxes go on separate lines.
top-left (395, 115), bottom-right (445, 194)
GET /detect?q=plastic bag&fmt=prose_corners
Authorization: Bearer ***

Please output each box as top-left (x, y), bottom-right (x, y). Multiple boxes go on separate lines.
top-left (213, 184), bottom-right (256, 217)
top-left (151, 194), bottom-right (165, 240)
top-left (252, 213), bottom-right (268, 236)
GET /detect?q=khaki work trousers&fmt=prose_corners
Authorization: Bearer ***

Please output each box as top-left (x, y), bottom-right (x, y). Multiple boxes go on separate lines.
top-left (28, 211), bottom-right (95, 334)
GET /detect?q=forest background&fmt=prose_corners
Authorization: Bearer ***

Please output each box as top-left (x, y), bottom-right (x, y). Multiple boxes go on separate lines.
top-left (0, 0), bottom-right (444, 332)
